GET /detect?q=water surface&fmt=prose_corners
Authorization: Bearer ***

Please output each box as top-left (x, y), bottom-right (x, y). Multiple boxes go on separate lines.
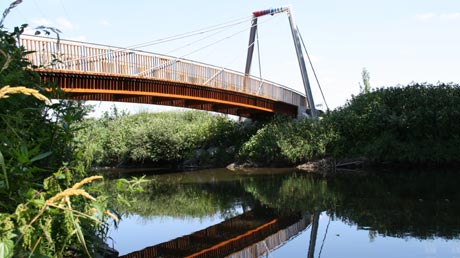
top-left (105, 168), bottom-right (460, 257)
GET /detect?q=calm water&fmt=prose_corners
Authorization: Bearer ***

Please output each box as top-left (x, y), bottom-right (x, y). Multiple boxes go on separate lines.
top-left (104, 168), bottom-right (460, 258)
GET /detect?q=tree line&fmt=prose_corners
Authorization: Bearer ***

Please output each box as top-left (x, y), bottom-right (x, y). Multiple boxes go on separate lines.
top-left (77, 81), bottom-right (460, 168)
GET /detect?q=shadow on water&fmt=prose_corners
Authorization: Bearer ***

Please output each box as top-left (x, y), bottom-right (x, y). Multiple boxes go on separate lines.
top-left (103, 168), bottom-right (460, 257)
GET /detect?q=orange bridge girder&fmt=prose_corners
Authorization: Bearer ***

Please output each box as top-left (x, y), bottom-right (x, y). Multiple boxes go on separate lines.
top-left (39, 70), bottom-right (299, 118)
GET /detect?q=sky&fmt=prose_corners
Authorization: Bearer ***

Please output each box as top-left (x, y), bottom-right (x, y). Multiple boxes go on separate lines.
top-left (1, 0), bottom-right (460, 113)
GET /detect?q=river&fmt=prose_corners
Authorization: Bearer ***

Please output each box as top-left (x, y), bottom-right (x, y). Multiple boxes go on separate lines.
top-left (102, 168), bottom-right (460, 258)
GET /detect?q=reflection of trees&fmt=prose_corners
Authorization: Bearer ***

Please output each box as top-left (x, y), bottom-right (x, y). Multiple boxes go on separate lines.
top-left (103, 175), bottom-right (257, 220)
top-left (327, 170), bottom-right (460, 239)
top-left (104, 171), bottom-right (340, 220)
top-left (240, 173), bottom-right (339, 212)
top-left (104, 169), bottom-right (460, 241)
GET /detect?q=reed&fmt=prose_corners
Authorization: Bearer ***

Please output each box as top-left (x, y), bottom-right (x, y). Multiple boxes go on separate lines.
top-left (0, 85), bottom-right (51, 103)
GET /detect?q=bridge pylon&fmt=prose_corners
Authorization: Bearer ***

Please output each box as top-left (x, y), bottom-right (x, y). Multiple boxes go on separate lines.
top-left (244, 6), bottom-right (317, 118)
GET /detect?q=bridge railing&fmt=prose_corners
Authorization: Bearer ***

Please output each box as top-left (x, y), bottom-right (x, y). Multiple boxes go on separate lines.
top-left (20, 35), bottom-right (306, 107)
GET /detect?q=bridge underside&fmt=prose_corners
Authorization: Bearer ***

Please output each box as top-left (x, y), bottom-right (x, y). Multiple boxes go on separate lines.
top-left (38, 70), bottom-right (299, 118)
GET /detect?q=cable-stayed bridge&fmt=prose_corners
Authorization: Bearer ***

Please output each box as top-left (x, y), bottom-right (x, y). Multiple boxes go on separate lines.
top-left (22, 7), bottom-right (320, 118)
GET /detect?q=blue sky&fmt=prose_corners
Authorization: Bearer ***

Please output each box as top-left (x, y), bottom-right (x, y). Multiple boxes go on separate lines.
top-left (2, 0), bottom-right (460, 111)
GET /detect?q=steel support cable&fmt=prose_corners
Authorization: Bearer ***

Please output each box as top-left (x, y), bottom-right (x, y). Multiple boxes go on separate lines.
top-left (259, 220), bottom-right (314, 258)
top-left (55, 15), bottom-right (252, 65)
top-left (297, 26), bottom-right (329, 111)
top-left (137, 26), bottom-right (252, 76)
top-left (164, 21), bottom-right (246, 56)
top-left (61, 14), bottom-right (274, 69)
top-left (263, 240), bottom-right (275, 258)
top-left (186, 13), bottom-right (279, 60)
top-left (161, 12), bottom-right (278, 61)
top-left (138, 14), bottom-right (279, 76)
top-left (245, 14), bottom-right (286, 95)
top-left (203, 29), bottom-right (262, 86)
top-left (58, 0), bottom-right (72, 24)
top-left (129, 16), bottom-right (253, 49)
top-left (154, 15), bottom-right (277, 88)
top-left (256, 28), bottom-right (264, 94)
top-left (204, 15), bottom-right (258, 67)
top-left (32, 0), bottom-right (48, 22)
top-left (194, 17), bottom-right (261, 68)
top-left (317, 217), bottom-right (331, 258)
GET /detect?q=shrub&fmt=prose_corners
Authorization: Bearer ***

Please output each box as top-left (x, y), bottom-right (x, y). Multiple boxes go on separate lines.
top-left (325, 83), bottom-right (460, 164)
top-left (76, 110), bottom-right (251, 167)
top-left (238, 116), bottom-right (335, 165)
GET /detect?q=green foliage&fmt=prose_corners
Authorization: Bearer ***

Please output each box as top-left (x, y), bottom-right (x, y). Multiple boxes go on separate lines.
top-left (76, 110), bottom-right (253, 167)
top-left (238, 116), bottom-right (335, 165)
top-left (0, 9), bottom-right (118, 256)
top-left (326, 83), bottom-right (460, 164)
top-left (1, 173), bottom-right (111, 257)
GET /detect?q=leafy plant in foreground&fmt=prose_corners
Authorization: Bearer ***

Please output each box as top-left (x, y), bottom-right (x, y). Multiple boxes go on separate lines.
top-left (0, 4), bottom-right (119, 255)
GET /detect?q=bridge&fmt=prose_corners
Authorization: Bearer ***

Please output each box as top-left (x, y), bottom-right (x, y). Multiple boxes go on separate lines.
top-left (20, 7), bottom-right (320, 118)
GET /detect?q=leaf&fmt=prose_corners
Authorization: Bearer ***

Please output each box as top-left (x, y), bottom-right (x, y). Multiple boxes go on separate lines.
top-left (72, 217), bottom-right (90, 257)
top-left (92, 202), bottom-right (105, 219)
top-left (30, 199), bottom-right (45, 207)
top-left (0, 240), bottom-right (14, 258)
top-left (116, 179), bottom-right (124, 191)
top-left (0, 151), bottom-right (8, 190)
top-left (0, 0), bottom-right (23, 27)
top-left (30, 151), bottom-right (52, 163)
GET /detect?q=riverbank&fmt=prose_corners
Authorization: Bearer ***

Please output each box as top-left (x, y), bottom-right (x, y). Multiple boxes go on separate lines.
top-left (75, 83), bottom-right (460, 173)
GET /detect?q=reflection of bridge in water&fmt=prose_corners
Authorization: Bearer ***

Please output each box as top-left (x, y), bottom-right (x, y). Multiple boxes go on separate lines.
top-left (120, 208), bottom-right (311, 258)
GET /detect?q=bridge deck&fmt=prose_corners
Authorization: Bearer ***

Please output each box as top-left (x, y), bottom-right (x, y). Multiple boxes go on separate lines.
top-left (21, 35), bottom-right (306, 117)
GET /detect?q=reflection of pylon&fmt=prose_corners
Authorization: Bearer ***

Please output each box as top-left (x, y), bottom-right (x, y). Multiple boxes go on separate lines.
top-left (308, 211), bottom-right (321, 258)
top-left (244, 6), bottom-right (317, 118)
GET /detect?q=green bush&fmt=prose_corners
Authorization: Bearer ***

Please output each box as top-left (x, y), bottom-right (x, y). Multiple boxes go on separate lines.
top-left (325, 83), bottom-right (460, 164)
top-left (238, 116), bottom-right (335, 165)
top-left (76, 110), bottom-right (252, 167)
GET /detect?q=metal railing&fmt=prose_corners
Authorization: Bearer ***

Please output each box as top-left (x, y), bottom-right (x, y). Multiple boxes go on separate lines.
top-left (20, 35), bottom-right (306, 107)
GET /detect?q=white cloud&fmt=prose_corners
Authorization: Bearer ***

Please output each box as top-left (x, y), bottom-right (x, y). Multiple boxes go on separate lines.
top-left (31, 18), bottom-right (53, 27)
top-left (441, 12), bottom-right (460, 20)
top-left (30, 17), bottom-right (74, 32)
top-left (415, 12), bottom-right (460, 22)
top-left (56, 17), bottom-right (74, 30)
top-left (100, 19), bottom-right (110, 27)
top-left (415, 12), bottom-right (435, 21)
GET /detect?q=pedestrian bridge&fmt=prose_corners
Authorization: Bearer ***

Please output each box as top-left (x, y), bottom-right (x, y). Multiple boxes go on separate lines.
top-left (21, 35), bottom-right (307, 118)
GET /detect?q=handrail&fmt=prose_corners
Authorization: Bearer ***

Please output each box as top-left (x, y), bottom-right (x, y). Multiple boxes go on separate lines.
top-left (19, 34), bottom-right (306, 107)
